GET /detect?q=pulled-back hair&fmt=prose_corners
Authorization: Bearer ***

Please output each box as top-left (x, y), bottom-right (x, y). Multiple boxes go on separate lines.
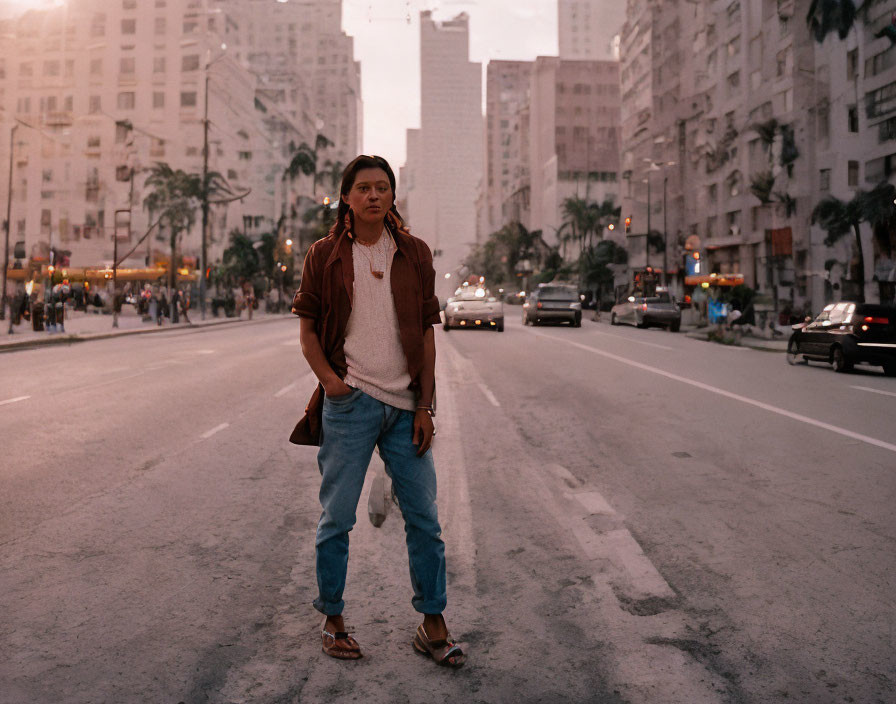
top-left (330, 155), bottom-right (405, 238)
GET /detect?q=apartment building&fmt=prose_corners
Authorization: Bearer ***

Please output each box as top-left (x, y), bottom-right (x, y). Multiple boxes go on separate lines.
top-left (403, 11), bottom-right (483, 299)
top-left (0, 0), bottom-right (350, 280)
top-left (485, 60), bottom-right (532, 233)
top-left (558, 0), bottom-right (626, 61)
top-left (809, 2), bottom-right (896, 305)
top-left (529, 56), bottom-right (622, 251)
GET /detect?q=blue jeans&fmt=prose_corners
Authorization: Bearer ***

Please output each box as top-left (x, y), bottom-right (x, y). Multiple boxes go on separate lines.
top-left (314, 388), bottom-right (447, 616)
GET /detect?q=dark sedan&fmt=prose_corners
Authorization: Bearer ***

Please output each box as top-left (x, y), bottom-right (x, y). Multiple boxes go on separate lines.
top-left (522, 284), bottom-right (582, 327)
top-left (610, 290), bottom-right (681, 331)
top-left (786, 301), bottom-right (896, 375)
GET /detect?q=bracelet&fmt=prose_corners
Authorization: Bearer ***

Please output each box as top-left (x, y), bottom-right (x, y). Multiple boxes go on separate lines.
top-left (416, 405), bottom-right (435, 417)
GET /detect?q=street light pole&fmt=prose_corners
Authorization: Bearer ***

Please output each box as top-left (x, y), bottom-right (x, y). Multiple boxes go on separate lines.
top-left (646, 174), bottom-right (651, 270)
top-left (200, 69), bottom-right (210, 321)
top-left (3, 123), bottom-right (17, 331)
top-left (663, 174), bottom-right (668, 287)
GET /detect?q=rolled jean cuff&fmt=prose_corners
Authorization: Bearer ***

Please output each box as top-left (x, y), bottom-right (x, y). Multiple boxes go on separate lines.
top-left (313, 597), bottom-right (345, 616)
top-left (412, 596), bottom-right (447, 615)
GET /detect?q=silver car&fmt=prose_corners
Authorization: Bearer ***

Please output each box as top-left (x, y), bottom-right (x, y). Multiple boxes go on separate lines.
top-left (610, 290), bottom-right (681, 331)
top-left (443, 286), bottom-right (504, 331)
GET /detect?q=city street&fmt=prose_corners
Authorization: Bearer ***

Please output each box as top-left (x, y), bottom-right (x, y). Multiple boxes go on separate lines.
top-left (1, 316), bottom-right (894, 704)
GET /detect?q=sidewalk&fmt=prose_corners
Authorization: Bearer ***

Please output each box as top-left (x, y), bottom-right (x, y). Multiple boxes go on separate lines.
top-left (683, 324), bottom-right (789, 352)
top-left (0, 307), bottom-right (294, 352)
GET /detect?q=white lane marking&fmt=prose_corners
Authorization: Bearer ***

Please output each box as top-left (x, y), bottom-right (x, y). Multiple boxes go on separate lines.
top-left (200, 423), bottom-right (229, 440)
top-left (477, 382), bottom-right (501, 407)
top-left (275, 381), bottom-right (297, 398)
top-left (0, 395), bottom-right (30, 407)
top-left (592, 329), bottom-right (673, 350)
top-left (194, 349), bottom-right (216, 355)
top-left (850, 385), bottom-right (896, 398)
top-left (570, 491), bottom-right (616, 516)
top-left (530, 330), bottom-right (896, 455)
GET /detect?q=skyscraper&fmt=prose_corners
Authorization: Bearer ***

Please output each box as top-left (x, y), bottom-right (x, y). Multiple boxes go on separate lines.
top-left (558, 0), bottom-right (626, 61)
top-left (404, 11), bottom-right (483, 298)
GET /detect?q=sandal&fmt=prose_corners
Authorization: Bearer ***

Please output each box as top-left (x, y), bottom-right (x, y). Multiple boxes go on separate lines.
top-left (413, 624), bottom-right (466, 668)
top-left (321, 622), bottom-right (362, 660)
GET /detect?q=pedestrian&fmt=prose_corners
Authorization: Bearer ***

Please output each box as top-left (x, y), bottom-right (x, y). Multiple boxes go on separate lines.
top-left (290, 155), bottom-right (464, 667)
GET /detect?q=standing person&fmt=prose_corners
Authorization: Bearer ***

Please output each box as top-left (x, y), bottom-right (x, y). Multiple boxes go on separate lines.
top-left (291, 155), bottom-right (464, 667)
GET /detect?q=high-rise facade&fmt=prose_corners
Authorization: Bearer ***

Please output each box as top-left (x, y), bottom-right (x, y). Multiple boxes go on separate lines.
top-left (0, 0), bottom-right (361, 282)
top-left (558, 0), bottom-right (626, 61)
top-left (529, 56), bottom-right (621, 249)
top-left (403, 11), bottom-right (483, 298)
top-left (485, 60), bottom-right (532, 234)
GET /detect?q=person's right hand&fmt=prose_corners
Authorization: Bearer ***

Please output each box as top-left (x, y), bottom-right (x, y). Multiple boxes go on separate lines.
top-left (324, 378), bottom-right (353, 398)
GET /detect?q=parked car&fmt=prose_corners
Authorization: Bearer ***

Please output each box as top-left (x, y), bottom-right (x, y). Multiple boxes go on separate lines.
top-left (786, 301), bottom-right (896, 375)
top-left (522, 284), bottom-right (582, 326)
top-left (610, 289), bottom-right (681, 331)
top-left (443, 285), bottom-right (504, 331)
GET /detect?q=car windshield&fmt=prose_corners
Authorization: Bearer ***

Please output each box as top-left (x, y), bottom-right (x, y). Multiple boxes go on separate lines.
top-left (538, 287), bottom-right (578, 300)
top-left (645, 293), bottom-right (672, 303)
top-left (453, 288), bottom-right (490, 301)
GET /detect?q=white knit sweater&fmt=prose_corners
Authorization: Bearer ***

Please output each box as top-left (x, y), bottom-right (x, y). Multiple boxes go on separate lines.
top-left (343, 231), bottom-right (416, 411)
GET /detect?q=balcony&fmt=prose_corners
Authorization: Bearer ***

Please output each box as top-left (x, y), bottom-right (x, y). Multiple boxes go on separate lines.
top-left (43, 111), bottom-right (73, 126)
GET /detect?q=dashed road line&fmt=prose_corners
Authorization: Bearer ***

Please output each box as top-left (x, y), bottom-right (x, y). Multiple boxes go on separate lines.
top-left (850, 385), bottom-right (896, 398)
top-left (591, 329), bottom-right (674, 350)
top-left (0, 395), bottom-right (30, 407)
top-left (274, 381), bottom-right (297, 398)
top-left (477, 382), bottom-right (500, 407)
top-left (200, 423), bottom-right (229, 440)
top-left (530, 329), bottom-right (896, 455)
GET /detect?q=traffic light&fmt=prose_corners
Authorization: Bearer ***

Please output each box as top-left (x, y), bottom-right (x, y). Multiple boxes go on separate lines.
top-left (624, 216), bottom-right (632, 234)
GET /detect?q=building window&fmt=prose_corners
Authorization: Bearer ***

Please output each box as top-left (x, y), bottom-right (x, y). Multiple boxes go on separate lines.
top-left (64, 95), bottom-right (73, 111)
top-left (123, 0), bottom-right (137, 8)
top-left (152, 91), bottom-right (165, 109)
top-left (19, 61), bottom-right (33, 77)
top-left (153, 57), bottom-right (165, 74)
top-left (848, 160), bottom-right (859, 187)
top-left (65, 59), bottom-right (74, 77)
top-left (820, 168), bottom-right (831, 191)
top-left (87, 136), bottom-right (101, 150)
top-left (120, 57), bottom-right (135, 74)
top-left (117, 91), bottom-right (135, 110)
top-left (90, 13), bottom-right (105, 37)
top-left (88, 96), bottom-right (101, 114)
top-left (180, 91), bottom-right (197, 108)
top-left (43, 60), bottom-right (60, 77)
top-left (847, 48), bottom-right (858, 80)
top-left (121, 19), bottom-right (136, 34)
top-left (848, 105), bottom-right (859, 132)
top-left (182, 55), bottom-right (200, 72)
top-left (90, 58), bottom-right (102, 76)
top-left (154, 17), bottom-right (166, 35)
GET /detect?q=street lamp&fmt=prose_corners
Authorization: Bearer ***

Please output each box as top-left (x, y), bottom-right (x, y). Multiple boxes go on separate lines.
top-left (200, 44), bottom-right (229, 321)
top-left (643, 158), bottom-right (676, 286)
top-left (2, 123), bottom-right (17, 333)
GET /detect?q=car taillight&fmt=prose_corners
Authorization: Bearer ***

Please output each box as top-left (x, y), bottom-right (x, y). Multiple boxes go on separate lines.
top-left (641, 303), bottom-right (648, 312)
top-left (537, 302), bottom-right (543, 309)
top-left (863, 316), bottom-right (889, 324)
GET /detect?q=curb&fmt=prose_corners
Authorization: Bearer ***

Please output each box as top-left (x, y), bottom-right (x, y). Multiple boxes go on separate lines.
top-left (684, 329), bottom-right (787, 352)
top-left (0, 314), bottom-right (294, 353)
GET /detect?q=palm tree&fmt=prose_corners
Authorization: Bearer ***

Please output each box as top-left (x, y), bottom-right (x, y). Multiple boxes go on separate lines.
top-left (143, 162), bottom-right (230, 295)
top-left (283, 133), bottom-right (335, 194)
top-left (812, 182), bottom-right (896, 303)
top-left (806, 0), bottom-right (862, 43)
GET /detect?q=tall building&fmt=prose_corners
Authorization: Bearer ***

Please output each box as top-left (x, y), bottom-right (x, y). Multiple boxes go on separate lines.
top-left (529, 56), bottom-right (622, 250)
top-left (485, 60), bottom-right (532, 233)
top-left (558, 0), bottom-right (626, 61)
top-left (403, 11), bottom-right (484, 298)
top-left (0, 0), bottom-right (358, 284)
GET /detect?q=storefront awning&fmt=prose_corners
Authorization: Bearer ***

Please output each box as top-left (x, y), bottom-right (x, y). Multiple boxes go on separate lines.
top-left (685, 273), bottom-right (745, 287)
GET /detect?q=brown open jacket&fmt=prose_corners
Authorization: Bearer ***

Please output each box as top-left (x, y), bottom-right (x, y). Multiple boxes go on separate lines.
top-left (289, 214), bottom-right (441, 445)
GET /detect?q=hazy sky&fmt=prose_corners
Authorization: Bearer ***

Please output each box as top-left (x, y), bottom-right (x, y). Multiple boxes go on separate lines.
top-left (342, 0), bottom-right (559, 168)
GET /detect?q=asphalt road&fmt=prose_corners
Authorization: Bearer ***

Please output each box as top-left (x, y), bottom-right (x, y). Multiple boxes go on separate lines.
top-left (1, 313), bottom-right (893, 703)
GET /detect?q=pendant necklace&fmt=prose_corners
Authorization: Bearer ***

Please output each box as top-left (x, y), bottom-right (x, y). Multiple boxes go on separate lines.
top-left (356, 232), bottom-right (390, 279)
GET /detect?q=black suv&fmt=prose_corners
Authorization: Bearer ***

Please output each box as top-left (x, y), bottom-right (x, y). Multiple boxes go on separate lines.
top-left (786, 301), bottom-right (896, 375)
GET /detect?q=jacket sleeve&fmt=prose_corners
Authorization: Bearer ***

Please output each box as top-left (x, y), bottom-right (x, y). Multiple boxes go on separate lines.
top-left (419, 240), bottom-right (441, 330)
top-left (292, 243), bottom-right (322, 321)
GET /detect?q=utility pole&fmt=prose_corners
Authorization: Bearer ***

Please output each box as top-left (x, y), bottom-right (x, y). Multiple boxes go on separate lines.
top-left (663, 175), bottom-right (669, 288)
top-left (646, 175), bottom-right (651, 270)
top-left (3, 123), bottom-right (17, 332)
top-left (200, 70), bottom-right (210, 320)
